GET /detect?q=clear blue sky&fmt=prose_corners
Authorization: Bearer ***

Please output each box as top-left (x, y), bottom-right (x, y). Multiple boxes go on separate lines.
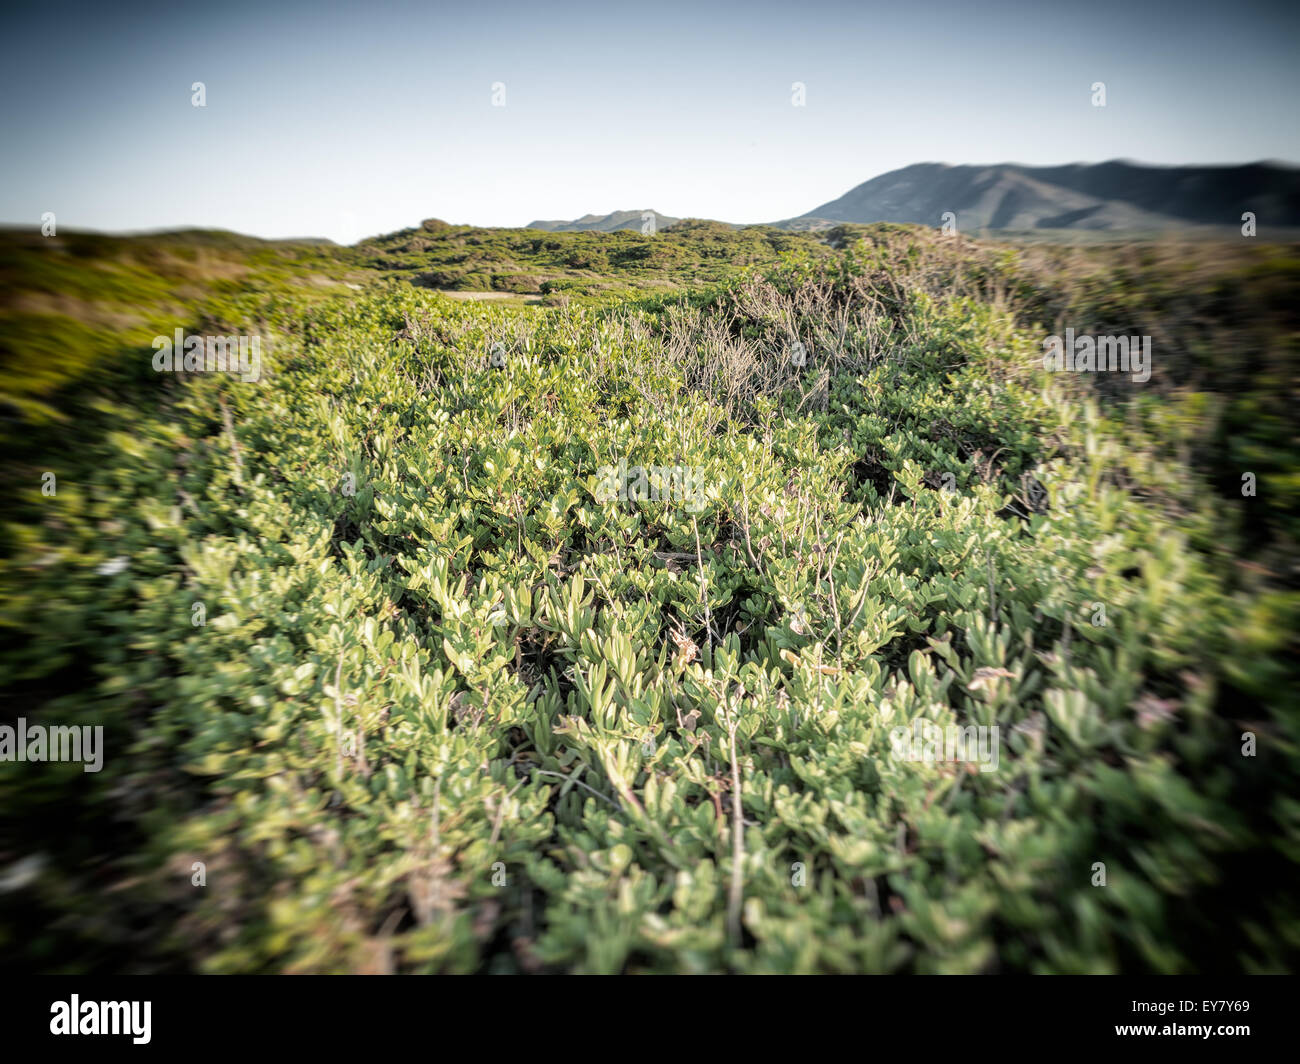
top-left (2, 0), bottom-right (1297, 242)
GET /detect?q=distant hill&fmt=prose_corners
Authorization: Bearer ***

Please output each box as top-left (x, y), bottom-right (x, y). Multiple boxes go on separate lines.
top-left (783, 161), bottom-right (1300, 232)
top-left (526, 209), bottom-right (681, 233)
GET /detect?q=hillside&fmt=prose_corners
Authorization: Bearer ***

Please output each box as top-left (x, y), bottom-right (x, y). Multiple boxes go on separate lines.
top-left (513, 162), bottom-right (1300, 238)
top-left (355, 217), bottom-right (834, 296)
top-left (3, 220), bottom-right (1299, 974)
top-left (525, 209), bottom-right (683, 233)
top-left (793, 160), bottom-right (1300, 233)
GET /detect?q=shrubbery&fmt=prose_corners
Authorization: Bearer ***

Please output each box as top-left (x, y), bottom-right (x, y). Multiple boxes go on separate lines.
top-left (2, 226), bottom-right (1297, 973)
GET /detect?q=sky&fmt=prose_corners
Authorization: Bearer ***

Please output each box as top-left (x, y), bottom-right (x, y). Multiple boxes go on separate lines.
top-left (2, 0), bottom-right (1297, 243)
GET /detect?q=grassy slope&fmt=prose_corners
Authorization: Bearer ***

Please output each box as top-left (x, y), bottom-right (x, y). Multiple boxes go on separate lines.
top-left (1, 224), bottom-right (1297, 973)
top-left (359, 217), bottom-right (840, 297)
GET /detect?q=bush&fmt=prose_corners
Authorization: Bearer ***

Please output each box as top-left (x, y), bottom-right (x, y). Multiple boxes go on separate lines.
top-left (2, 228), bottom-right (1296, 974)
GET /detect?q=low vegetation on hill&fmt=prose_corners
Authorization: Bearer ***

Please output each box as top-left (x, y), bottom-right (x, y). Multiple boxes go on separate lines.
top-left (365, 218), bottom-right (832, 297)
top-left (1, 223), bottom-right (1296, 972)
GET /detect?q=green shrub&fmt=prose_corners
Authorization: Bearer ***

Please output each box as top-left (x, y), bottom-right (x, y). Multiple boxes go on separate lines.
top-left (2, 228), bottom-right (1296, 974)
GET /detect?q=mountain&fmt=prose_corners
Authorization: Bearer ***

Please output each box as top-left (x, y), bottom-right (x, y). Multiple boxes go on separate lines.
top-left (526, 209), bottom-right (680, 233)
top-left (429, 161), bottom-right (1300, 240)
top-left (788, 161), bottom-right (1300, 232)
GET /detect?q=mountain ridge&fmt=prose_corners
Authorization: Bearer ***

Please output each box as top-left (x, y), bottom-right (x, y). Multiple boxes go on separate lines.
top-left (525, 209), bottom-right (681, 233)
top-left (788, 160), bottom-right (1300, 231)
top-left (523, 161), bottom-right (1300, 235)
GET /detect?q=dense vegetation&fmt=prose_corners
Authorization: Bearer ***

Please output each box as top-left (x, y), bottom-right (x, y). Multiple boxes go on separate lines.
top-left (365, 217), bottom-right (838, 298)
top-left (1, 222), bottom-right (1297, 973)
